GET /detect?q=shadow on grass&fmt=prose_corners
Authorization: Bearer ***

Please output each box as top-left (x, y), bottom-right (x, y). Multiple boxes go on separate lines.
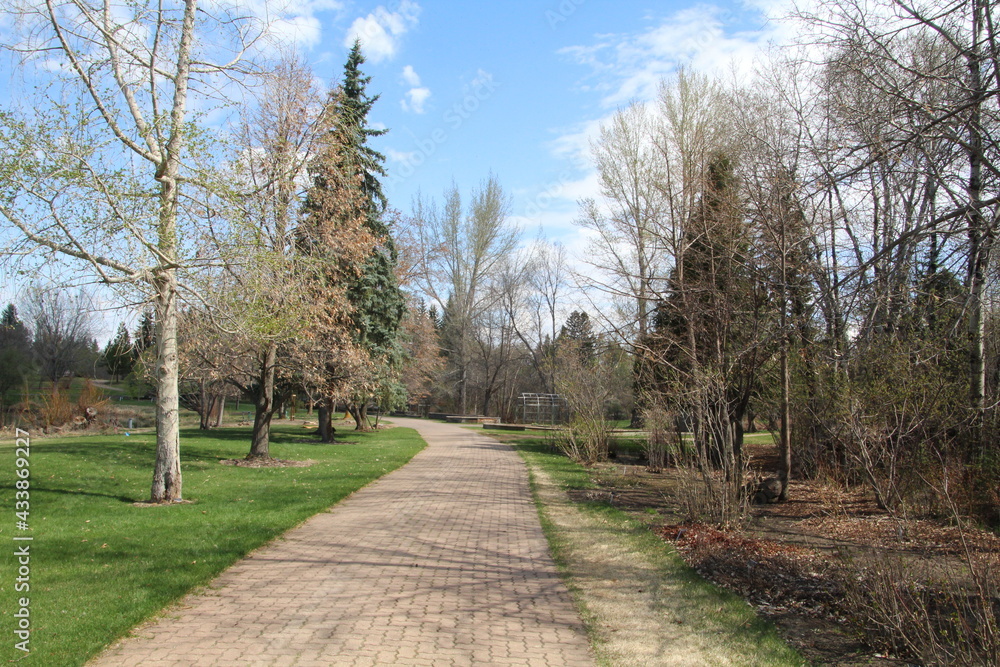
top-left (184, 426), bottom-right (359, 447)
top-left (39, 438), bottom-right (224, 465)
top-left (32, 426), bottom-right (361, 462)
top-left (7, 425), bottom-right (377, 506)
top-left (0, 483), bottom-right (137, 503)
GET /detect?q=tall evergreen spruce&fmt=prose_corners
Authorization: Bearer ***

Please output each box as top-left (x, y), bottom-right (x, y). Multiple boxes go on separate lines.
top-left (304, 41), bottom-right (406, 431)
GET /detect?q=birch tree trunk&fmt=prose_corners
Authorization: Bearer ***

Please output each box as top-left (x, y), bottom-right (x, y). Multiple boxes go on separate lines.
top-left (152, 269), bottom-right (182, 500)
top-left (967, 0), bottom-right (989, 445)
top-left (0, 0), bottom-right (264, 503)
top-left (148, 0), bottom-right (197, 502)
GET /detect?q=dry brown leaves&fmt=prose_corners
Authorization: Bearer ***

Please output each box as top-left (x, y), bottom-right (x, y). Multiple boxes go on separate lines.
top-left (658, 523), bottom-right (844, 620)
top-left (797, 514), bottom-right (1000, 555)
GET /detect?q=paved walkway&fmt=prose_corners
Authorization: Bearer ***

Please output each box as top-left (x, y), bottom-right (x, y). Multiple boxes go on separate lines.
top-left (91, 418), bottom-right (594, 666)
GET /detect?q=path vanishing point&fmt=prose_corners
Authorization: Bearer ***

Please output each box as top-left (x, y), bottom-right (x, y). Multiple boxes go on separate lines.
top-left (90, 417), bottom-right (595, 666)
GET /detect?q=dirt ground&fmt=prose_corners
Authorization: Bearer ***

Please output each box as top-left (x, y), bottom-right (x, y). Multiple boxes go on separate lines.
top-left (570, 439), bottom-right (1000, 666)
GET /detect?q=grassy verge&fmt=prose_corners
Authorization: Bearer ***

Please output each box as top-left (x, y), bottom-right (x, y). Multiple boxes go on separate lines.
top-left (0, 423), bottom-right (424, 665)
top-left (511, 436), bottom-right (805, 666)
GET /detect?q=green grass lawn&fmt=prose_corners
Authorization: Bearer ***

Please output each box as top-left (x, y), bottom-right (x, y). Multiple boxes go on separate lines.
top-left (0, 423), bottom-right (425, 665)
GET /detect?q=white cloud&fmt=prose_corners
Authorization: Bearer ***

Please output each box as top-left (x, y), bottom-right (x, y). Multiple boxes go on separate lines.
top-left (559, 4), bottom-right (785, 108)
top-left (398, 65), bottom-right (430, 113)
top-left (401, 86), bottom-right (431, 113)
top-left (401, 64), bottom-right (421, 87)
top-left (548, 116), bottom-right (607, 170)
top-left (227, 0), bottom-right (345, 51)
top-left (386, 148), bottom-right (419, 163)
top-left (267, 15), bottom-right (323, 50)
top-left (541, 2), bottom-right (797, 272)
top-left (343, 0), bottom-right (421, 63)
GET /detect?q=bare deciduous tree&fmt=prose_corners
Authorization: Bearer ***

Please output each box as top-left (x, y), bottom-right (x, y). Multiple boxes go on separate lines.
top-left (409, 175), bottom-right (518, 413)
top-left (23, 286), bottom-right (96, 384)
top-left (0, 0), bottom-right (273, 502)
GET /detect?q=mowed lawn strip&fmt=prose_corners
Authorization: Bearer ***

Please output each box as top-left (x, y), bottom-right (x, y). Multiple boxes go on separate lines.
top-left (512, 437), bottom-right (806, 667)
top-left (0, 424), bottom-right (425, 666)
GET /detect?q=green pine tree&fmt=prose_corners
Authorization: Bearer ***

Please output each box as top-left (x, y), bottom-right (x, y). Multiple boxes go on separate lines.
top-left (134, 309), bottom-right (155, 353)
top-left (300, 41), bottom-right (406, 432)
top-left (338, 42), bottom-right (405, 429)
top-left (558, 311), bottom-right (597, 364)
top-left (338, 41), bottom-right (404, 343)
top-left (102, 322), bottom-right (136, 383)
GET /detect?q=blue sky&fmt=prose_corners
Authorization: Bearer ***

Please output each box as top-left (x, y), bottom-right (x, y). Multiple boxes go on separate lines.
top-left (1, 0), bottom-right (793, 337)
top-left (301, 0), bottom-right (789, 249)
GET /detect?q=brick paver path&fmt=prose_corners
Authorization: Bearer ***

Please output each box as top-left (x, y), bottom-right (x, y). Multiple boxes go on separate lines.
top-left (91, 418), bottom-right (594, 666)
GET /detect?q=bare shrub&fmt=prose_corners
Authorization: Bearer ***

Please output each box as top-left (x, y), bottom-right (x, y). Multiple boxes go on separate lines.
top-left (554, 420), bottom-right (610, 466)
top-left (671, 410), bottom-right (749, 527)
top-left (553, 340), bottom-right (616, 465)
top-left (76, 379), bottom-right (108, 427)
top-left (40, 386), bottom-right (73, 428)
top-left (673, 455), bottom-right (750, 528)
top-left (648, 371), bottom-right (750, 526)
top-left (643, 402), bottom-right (676, 472)
top-left (839, 468), bottom-right (1000, 665)
top-left (839, 549), bottom-right (999, 666)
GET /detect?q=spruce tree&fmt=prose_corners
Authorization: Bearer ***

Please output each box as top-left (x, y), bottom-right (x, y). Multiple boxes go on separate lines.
top-left (301, 41), bottom-right (406, 431)
top-left (338, 40), bottom-right (405, 358)
top-left (558, 311), bottom-right (597, 364)
top-left (0, 304), bottom-right (31, 352)
top-left (102, 323), bottom-right (136, 383)
top-left (135, 310), bottom-right (155, 353)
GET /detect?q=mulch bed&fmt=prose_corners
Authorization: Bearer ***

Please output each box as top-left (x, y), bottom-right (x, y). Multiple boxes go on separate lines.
top-left (656, 522), bottom-right (913, 666)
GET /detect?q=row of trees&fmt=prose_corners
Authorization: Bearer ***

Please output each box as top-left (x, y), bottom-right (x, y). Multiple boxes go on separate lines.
top-left (101, 312), bottom-right (156, 384)
top-left (0, 0), bottom-right (594, 498)
top-left (0, 291), bottom-right (131, 423)
top-left (578, 0), bottom-right (1000, 522)
top-left (402, 180), bottom-right (633, 423)
top-left (0, 0), bottom-right (406, 502)
top-left (177, 44), bottom-right (407, 458)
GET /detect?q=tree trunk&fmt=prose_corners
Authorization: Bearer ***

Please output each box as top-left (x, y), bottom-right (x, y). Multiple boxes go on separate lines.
top-left (459, 362), bottom-right (468, 415)
top-left (318, 397), bottom-right (335, 443)
top-left (779, 236), bottom-right (791, 502)
top-left (481, 389), bottom-right (492, 418)
top-left (148, 0), bottom-right (197, 504)
top-left (349, 401), bottom-right (373, 432)
top-left (779, 341), bottom-right (791, 501)
top-left (150, 269), bottom-right (182, 502)
top-left (212, 394), bottom-right (225, 428)
top-left (248, 343), bottom-right (277, 459)
top-left (967, 1), bottom-right (988, 449)
top-left (734, 416), bottom-right (744, 474)
top-left (198, 379), bottom-right (211, 430)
